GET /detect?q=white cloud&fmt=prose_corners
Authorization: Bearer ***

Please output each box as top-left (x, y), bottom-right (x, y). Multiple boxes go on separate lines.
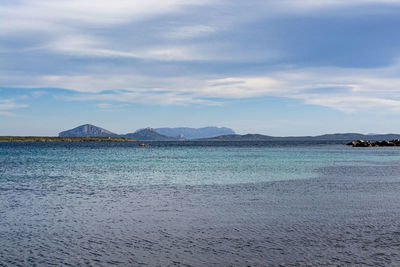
top-left (6, 0), bottom-right (386, 63)
top-left (202, 65), bottom-right (400, 112)
top-left (2, 0), bottom-right (400, 113)
top-left (0, 0), bottom-right (219, 61)
top-left (1, 0), bottom-right (394, 37)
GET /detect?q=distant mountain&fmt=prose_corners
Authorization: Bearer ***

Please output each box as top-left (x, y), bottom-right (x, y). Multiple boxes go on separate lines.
top-left (59, 124), bottom-right (118, 137)
top-left (59, 124), bottom-right (232, 140)
top-left (155, 127), bottom-right (235, 139)
top-left (123, 128), bottom-right (176, 141)
top-left (59, 124), bottom-right (400, 142)
top-left (199, 133), bottom-right (400, 141)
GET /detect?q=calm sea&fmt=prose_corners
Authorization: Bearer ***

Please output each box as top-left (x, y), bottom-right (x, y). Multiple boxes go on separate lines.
top-left (1, 141), bottom-right (400, 265)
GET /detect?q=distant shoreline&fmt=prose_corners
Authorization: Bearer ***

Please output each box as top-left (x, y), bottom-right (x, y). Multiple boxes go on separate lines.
top-left (0, 136), bottom-right (138, 142)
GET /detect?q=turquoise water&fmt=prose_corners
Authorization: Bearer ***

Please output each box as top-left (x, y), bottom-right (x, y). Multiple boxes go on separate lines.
top-left (2, 141), bottom-right (400, 265)
top-left (2, 142), bottom-right (400, 186)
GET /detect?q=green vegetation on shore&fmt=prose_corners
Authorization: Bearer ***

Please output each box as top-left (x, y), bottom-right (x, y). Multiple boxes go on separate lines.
top-left (0, 136), bottom-right (139, 142)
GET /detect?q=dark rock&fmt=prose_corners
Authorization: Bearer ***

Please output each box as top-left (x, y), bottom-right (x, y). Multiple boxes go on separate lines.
top-left (355, 140), bottom-right (371, 147)
top-left (139, 143), bottom-right (150, 147)
top-left (392, 139), bottom-right (400, 145)
top-left (347, 139), bottom-right (400, 147)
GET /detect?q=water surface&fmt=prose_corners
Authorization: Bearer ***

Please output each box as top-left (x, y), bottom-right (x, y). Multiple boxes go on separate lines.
top-left (1, 141), bottom-right (400, 265)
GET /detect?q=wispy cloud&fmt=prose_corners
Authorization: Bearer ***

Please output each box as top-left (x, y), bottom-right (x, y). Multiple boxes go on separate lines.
top-left (0, 0), bottom-right (219, 62)
top-left (70, 90), bottom-right (223, 106)
top-left (0, 0), bottom-right (203, 32)
top-left (197, 63), bottom-right (400, 112)
top-left (46, 34), bottom-right (213, 61)
top-left (2, 0), bottom-right (400, 115)
top-left (0, 99), bottom-right (28, 116)
top-left (4, 60), bottom-right (400, 112)
top-left (166, 25), bottom-right (217, 39)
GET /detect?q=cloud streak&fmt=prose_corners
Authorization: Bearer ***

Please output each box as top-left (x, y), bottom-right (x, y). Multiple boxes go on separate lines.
top-left (0, 0), bottom-right (220, 62)
top-left (0, 99), bottom-right (28, 116)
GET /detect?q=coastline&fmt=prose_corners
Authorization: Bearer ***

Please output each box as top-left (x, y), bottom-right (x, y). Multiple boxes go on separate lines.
top-left (0, 136), bottom-right (138, 142)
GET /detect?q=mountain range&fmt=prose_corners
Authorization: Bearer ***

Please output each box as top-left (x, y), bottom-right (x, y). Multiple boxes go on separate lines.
top-left (58, 124), bottom-right (235, 140)
top-left (59, 124), bottom-right (400, 141)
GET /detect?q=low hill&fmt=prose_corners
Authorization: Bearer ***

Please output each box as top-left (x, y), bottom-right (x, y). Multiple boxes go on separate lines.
top-left (123, 128), bottom-right (176, 141)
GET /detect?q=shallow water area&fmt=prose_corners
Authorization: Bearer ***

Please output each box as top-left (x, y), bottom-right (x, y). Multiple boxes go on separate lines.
top-left (1, 141), bottom-right (400, 265)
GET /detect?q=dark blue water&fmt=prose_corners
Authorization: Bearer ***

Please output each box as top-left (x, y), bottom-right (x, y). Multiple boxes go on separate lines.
top-left (1, 141), bottom-right (400, 265)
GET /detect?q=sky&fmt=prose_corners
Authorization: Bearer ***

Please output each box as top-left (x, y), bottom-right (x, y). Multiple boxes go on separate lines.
top-left (2, 0), bottom-right (400, 136)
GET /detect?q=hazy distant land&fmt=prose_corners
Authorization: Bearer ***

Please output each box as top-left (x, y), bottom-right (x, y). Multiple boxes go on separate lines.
top-left (58, 124), bottom-right (400, 141)
top-left (59, 124), bottom-right (235, 140)
top-left (3, 123), bottom-right (400, 142)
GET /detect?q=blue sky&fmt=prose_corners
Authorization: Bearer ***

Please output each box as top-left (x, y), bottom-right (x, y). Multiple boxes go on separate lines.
top-left (2, 0), bottom-right (400, 136)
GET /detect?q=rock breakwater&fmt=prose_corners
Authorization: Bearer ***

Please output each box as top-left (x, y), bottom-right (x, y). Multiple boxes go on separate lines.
top-left (347, 139), bottom-right (400, 147)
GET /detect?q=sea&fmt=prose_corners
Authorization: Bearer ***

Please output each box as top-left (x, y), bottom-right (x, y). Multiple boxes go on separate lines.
top-left (1, 141), bottom-right (400, 266)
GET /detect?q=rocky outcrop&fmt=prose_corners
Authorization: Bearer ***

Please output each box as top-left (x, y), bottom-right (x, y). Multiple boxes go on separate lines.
top-left (347, 139), bottom-right (400, 147)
